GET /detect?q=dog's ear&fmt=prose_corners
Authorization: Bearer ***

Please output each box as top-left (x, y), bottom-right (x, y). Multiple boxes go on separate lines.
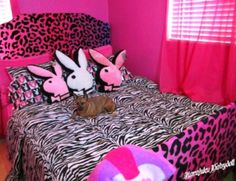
top-left (83, 92), bottom-right (88, 101)
top-left (73, 94), bottom-right (77, 101)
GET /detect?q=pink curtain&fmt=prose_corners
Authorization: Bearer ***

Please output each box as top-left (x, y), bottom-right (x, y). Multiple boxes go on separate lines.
top-left (160, 0), bottom-right (236, 105)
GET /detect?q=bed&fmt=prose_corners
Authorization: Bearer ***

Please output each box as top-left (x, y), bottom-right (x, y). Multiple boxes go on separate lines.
top-left (0, 13), bottom-right (235, 181)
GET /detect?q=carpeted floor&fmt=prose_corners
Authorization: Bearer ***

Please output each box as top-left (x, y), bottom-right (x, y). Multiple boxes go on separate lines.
top-left (0, 139), bottom-right (11, 181)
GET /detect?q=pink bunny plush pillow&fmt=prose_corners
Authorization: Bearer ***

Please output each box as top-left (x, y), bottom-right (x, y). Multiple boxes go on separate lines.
top-left (89, 49), bottom-right (126, 92)
top-left (27, 62), bottom-right (70, 103)
top-left (88, 145), bottom-right (176, 181)
top-left (56, 49), bottom-right (94, 96)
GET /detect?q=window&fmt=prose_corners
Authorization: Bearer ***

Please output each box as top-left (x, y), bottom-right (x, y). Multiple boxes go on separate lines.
top-left (167, 0), bottom-right (236, 43)
top-left (0, 0), bottom-right (13, 24)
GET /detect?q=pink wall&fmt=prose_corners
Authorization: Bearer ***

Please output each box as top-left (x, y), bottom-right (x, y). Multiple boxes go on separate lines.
top-left (108, 0), bottom-right (167, 82)
top-left (16, 0), bottom-right (109, 22)
top-left (15, 0), bottom-right (166, 81)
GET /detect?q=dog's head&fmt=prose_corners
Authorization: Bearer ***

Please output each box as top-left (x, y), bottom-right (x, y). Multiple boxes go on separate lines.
top-left (75, 94), bottom-right (88, 111)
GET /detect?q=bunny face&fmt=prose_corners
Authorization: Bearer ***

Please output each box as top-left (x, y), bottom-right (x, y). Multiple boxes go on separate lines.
top-left (89, 49), bottom-right (126, 92)
top-left (27, 62), bottom-right (69, 102)
top-left (56, 49), bottom-right (93, 95)
top-left (100, 65), bottom-right (122, 86)
top-left (66, 69), bottom-right (94, 94)
top-left (56, 49), bottom-right (94, 95)
top-left (43, 77), bottom-right (68, 96)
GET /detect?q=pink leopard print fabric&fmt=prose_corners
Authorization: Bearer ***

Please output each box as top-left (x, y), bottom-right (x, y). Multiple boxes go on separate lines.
top-left (153, 102), bottom-right (236, 181)
top-left (0, 13), bottom-right (110, 60)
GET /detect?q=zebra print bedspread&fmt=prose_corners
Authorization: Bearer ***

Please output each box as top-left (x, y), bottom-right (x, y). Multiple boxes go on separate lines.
top-left (7, 77), bottom-right (222, 181)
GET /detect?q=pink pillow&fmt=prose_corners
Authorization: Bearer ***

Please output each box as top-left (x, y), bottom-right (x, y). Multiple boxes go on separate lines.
top-left (88, 145), bottom-right (176, 180)
top-left (0, 54), bottom-right (52, 106)
top-left (89, 49), bottom-right (126, 92)
top-left (0, 87), bottom-right (12, 137)
top-left (27, 62), bottom-right (70, 103)
top-left (83, 44), bottom-right (113, 60)
top-left (0, 53), bottom-right (52, 137)
top-left (0, 104), bottom-right (13, 137)
top-left (0, 53), bottom-right (52, 87)
top-left (0, 86), bottom-right (9, 107)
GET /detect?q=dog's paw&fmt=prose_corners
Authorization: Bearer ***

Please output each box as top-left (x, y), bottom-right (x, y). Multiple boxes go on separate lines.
top-left (111, 111), bottom-right (118, 117)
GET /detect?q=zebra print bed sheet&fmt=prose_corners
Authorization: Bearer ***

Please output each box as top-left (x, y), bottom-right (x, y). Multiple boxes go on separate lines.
top-left (6, 77), bottom-right (222, 181)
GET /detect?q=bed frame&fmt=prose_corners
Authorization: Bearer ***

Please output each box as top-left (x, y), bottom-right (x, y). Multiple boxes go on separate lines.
top-left (0, 13), bottom-right (110, 60)
top-left (0, 12), bottom-right (110, 136)
top-left (0, 13), bottom-right (235, 181)
top-left (154, 102), bottom-right (236, 180)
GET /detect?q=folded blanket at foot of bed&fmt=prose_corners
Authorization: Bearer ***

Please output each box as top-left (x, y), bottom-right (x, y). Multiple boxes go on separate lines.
top-left (88, 145), bottom-right (176, 181)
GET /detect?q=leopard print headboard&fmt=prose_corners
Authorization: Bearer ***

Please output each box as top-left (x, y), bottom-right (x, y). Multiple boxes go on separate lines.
top-left (0, 13), bottom-right (111, 60)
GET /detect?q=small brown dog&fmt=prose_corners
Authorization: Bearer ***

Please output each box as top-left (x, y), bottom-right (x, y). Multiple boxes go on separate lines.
top-left (72, 94), bottom-right (116, 118)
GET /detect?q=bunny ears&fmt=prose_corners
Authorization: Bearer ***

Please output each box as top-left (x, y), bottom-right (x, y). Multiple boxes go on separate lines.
top-left (27, 61), bottom-right (63, 79)
top-left (88, 49), bottom-right (127, 92)
top-left (26, 48), bottom-right (128, 101)
top-left (55, 49), bottom-right (88, 72)
top-left (89, 49), bottom-right (126, 69)
top-left (27, 61), bottom-right (70, 103)
top-left (55, 49), bottom-right (94, 95)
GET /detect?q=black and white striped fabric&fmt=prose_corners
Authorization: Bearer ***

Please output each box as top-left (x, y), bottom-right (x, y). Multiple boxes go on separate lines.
top-left (6, 77), bottom-right (222, 181)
